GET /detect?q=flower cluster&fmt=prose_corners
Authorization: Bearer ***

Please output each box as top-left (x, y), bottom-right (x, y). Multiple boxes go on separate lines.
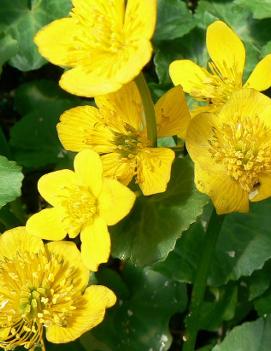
top-left (2, 0), bottom-right (271, 350)
top-left (170, 20), bottom-right (271, 213)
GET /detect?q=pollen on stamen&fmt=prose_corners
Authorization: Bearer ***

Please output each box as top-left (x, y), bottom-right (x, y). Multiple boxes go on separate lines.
top-left (0, 248), bottom-right (85, 351)
top-left (208, 116), bottom-right (271, 192)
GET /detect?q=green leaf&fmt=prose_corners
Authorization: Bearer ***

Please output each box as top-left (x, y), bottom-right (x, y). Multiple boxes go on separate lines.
top-left (254, 291), bottom-right (271, 317)
top-left (154, 0), bottom-right (196, 42)
top-left (0, 155), bottom-right (23, 209)
top-left (0, 33), bottom-right (18, 74)
top-left (262, 41), bottom-right (271, 57)
top-left (234, 0), bottom-right (271, 19)
top-left (248, 261), bottom-right (271, 301)
top-left (10, 80), bottom-right (82, 168)
top-left (111, 157), bottom-right (208, 267)
top-left (82, 265), bottom-right (187, 351)
top-left (209, 199), bottom-right (271, 286)
top-left (212, 316), bottom-right (271, 351)
top-left (198, 285), bottom-right (238, 331)
top-left (154, 28), bottom-right (207, 85)
top-left (0, 0), bottom-right (72, 71)
top-left (154, 221), bottom-right (205, 283)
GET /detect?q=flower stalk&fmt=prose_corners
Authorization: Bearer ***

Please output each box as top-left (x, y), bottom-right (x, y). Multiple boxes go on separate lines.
top-left (183, 209), bottom-right (225, 351)
top-left (135, 72), bottom-right (157, 146)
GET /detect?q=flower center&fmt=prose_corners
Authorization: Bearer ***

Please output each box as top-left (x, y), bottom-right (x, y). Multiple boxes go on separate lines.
top-left (114, 125), bottom-right (150, 159)
top-left (61, 185), bottom-right (97, 231)
top-left (208, 116), bottom-right (271, 195)
top-left (0, 250), bottom-right (82, 350)
top-left (192, 61), bottom-right (242, 108)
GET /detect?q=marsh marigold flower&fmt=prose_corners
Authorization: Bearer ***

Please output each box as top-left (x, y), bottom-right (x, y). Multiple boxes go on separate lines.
top-left (0, 227), bottom-right (116, 350)
top-left (57, 81), bottom-right (191, 196)
top-left (34, 0), bottom-right (157, 97)
top-left (186, 89), bottom-right (271, 214)
top-left (26, 149), bottom-right (135, 271)
top-left (170, 20), bottom-right (271, 114)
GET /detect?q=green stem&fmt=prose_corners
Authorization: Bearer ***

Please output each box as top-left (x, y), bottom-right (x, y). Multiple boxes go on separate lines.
top-left (183, 210), bottom-right (225, 351)
top-left (135, 72), bottom-right (157, 146)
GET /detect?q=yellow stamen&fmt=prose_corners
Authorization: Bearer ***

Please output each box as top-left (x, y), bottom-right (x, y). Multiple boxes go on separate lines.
top-left (208, 115), bottom-right (271, 192)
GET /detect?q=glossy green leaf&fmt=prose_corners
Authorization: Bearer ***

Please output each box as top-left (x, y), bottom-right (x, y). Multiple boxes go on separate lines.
top-left (154, 221), bottom-right (205, 283)
top-left (254, 291), bottom-right (271, 316)
top-left (212, 316), bottom-right (271, 351)
top-left (81, 265), bottom-right (187, 351)
top-left (210, 199), bottom-right (271, 286)
top-left (154, 0), bottom-right (196, 42)
top-left (0, 0), bottom-right (72, 71)
top-left (0, 33), bottom-right (18, 74)
top-left (198, 285), bottom-right (238, 331)
top-left (235, 0), bottom-right (271, 19)
top-left (10, 80), bottom-right (82, 168)
top-left (248, 261), bottom-right (271, 301)
top-left (0, 155), bottom-right (23, 209)
top-left (111, 157), bottom-right (208, 267)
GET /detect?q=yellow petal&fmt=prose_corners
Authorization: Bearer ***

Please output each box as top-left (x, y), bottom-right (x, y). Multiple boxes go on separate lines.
top-left (185, 112), bottom-right (216, 164)
top-left (195, 164), bottom-right (249, 214)
top-left (46, 285), bottom-right (116, 343)
top-left (38, 170), bottom-right (76, 207)
top-left (34, 18), bottom-right (79, 67)
top-left (95, 81), bottom-right (143, 131)
top-left (206, 20), bottom-right (245, 79)
top-left (136, 148), bottom-right (175, 196)
top-left (74, 150), bottom-right (103, 197)
top-left (59, 38), bottom-right (153, 97)
top-left (59, 65), bottom-right (122, 97)
top-left (0, 227), bottom-right (44, 259)
top-left (245, 54), bottom-right (271, 91)
top-left (124, 0), bottom-right (157, 40)
top-left (80, 218), bottom-right (111, 271)
top-left (219, 89), bottom-right (271, 128)
top-left (98, 178), bottom-right (135, 225)
top-left (101, 152), bottom-right (136, 185)
top-left (155, 86), bottom-right (191, 139)
top-left (72, 0), bottom-right (125, 30)
top-left (46, 241), bottom-right (90, 290)
top-left (115, 39), bottom-right (153, 84)
top-left (26, 208), bottom-right (66, 241)
top-left (57, 105), bottom-right (115, 153)
top-left (169, 59), bottom-right (210, 94)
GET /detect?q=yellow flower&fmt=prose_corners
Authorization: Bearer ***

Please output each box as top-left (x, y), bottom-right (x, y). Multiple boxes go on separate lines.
top-left (169, 20), bottom-right (271, 114)
top-left (57, 81), bottom-right (190, 195)
top-left (0, 227), bottom-right (116, 350)
top-left (26, 149), bottom-right (135, 271)
top-left (186, 89), bottom-right (271, 214)
top-left (34, 0), bottom-right (157, 97)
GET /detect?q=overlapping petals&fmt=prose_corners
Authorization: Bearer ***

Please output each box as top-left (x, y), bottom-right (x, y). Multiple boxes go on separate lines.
top-left (170, 20), bottom-right (271, 114)
top-left (57, 82), bottom-right (190, 195)
top-left (34, 0), bottom-right (157, 97)
top-left (26, 150), bottom-right (136, 271)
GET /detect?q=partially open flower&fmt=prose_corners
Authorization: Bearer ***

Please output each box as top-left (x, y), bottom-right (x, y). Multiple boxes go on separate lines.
top-left (26, 149), bottom-right (136, 271)
top-left (57, 81), bottom-right (190, 195)
top-left (186, 89), bottom-right (271, 214)
top-left (0, 227), bottom-right (116, 350)
top-left (34, 0), bottom-right (157, 97)
top-left (170, 20), bottom-right (271, 115)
